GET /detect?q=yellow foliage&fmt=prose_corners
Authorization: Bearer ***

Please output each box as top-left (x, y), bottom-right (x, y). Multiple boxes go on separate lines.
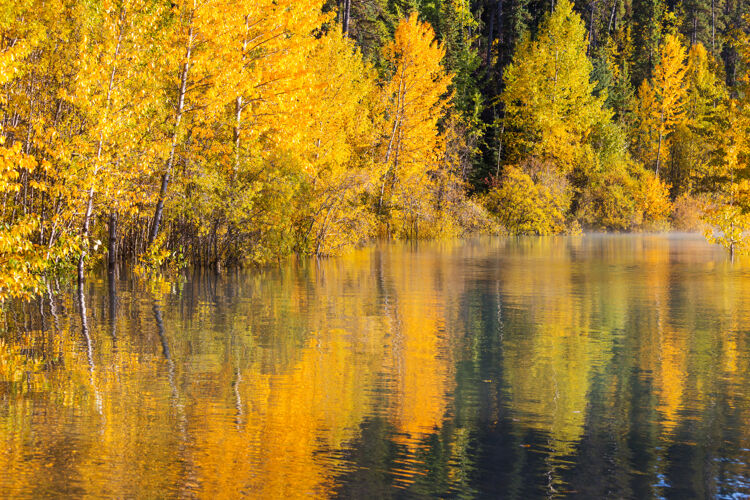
top-left (501, 0), bottom-right (608, 172)
top-left (701, 100), bottom-right (750, 256)
top-left (485, 165), bottom-right (568, 235)
top-left (577, 166), bottom-right (639, 230)
top-left (0, 140), bottom-right (77, 301)
top-left (378, 13), bottom-right (454, 238)
top-left (703, 203), bottom-right (750, 256)
top-left (634, 170), bottom-right (673, 228)
top-left (671, 193), bottom-right (705, 232)
top-left (632, 34), bottom-right (687, 175)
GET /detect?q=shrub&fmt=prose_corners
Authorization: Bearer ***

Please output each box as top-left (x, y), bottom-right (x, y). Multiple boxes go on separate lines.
top-left (671, 193), bottom-right (705, 232)
top-left (485, 165), bottom-right (568, 235)
top-left (634, 169), bottom-right (673, 230)
top-left (577, 167), bottom-right (638, 230)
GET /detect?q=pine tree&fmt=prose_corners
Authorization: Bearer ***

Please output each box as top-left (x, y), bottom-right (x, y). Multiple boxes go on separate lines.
top-left (680, 0), bottom-right (722, 51)
top-left (631, 0), bottom-right (666, 84)
top-left (433, 0), bottom-right (482, 117)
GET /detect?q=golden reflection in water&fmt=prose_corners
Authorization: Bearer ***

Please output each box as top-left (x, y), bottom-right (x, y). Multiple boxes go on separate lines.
top-left (187, 327), bottom-right (380, 498)
top-left (500, 238), bottom-right (594, 456)
top-left (0, 235), bottom-right (749, 498)
top-left (386, 252), bottom-right (454, 449)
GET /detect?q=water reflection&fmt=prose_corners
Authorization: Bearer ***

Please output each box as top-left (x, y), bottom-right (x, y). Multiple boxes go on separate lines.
top-left (0, 234), bottom-right (749, 498)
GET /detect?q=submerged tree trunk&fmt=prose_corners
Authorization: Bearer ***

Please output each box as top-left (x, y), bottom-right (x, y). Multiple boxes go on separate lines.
top-left (108, 267), bottom-right (118, 344)
top-left (108, 210), bottom-right (118, 272)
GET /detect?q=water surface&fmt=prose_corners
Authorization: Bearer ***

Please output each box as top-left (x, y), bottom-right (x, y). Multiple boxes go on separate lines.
top-left (1, 234), bottom-right (749, 498)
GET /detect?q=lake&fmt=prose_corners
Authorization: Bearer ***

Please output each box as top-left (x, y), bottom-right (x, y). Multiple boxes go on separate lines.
top-left (0, 234), bottom-right (748, 498)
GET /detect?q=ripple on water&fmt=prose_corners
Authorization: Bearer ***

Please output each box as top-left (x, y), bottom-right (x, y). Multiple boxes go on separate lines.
top-left (0, 234), bottom-right (749, 498)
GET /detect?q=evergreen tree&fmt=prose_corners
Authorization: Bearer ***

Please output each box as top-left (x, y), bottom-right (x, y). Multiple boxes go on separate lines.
top-left (432, 0), bottom-right (482, 117)
top-left (631, 0), bottom-right (666, 84)
top-left (680, 0), bottom-right (722, 51)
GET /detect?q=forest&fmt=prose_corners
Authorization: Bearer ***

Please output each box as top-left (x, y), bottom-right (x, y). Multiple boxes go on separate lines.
top-left (1, 0), bottom-right (750, 300)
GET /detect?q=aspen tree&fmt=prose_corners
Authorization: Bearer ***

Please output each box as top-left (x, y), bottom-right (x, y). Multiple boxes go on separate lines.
top-left (148, 0), bottom-right (204, 249)
top-left (703, 101), bottom-right (750, 258)
top-left (634, 34), bottom-right (687, 176)
top-left (501, 0), bottom-right (608, 172)
top-left (73, 0), bottom-right (167, 279)
top-left (379, 13), bottom-right (452, 237)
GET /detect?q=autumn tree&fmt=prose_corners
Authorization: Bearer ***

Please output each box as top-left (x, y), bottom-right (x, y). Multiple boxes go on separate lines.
top-left (668, 42), bottom-right (727, 195)
top-left (696, 30), bottom-right (750, 257)
top-left (146, 0), bottom-right (203, 251)
top-left (165, 0), bottom-right (334, 264)
top-left (72, 0), bottom-right (169, 278)
top-left (5, 0), bottom-right (750, 294)
top-left (378, 13), bottom-right (453, 238)
top-left (702, 101), bottom-right (750, 258)
top-left (484, 165), bottom-right (568, 235)
top-left (287, 31), bottom-right (380, 255)
top-left (500, 0), bottom-right (608, 173)
top-left (0, 0), bottom-right (82, 298)
top-left (632, 34), bottom-right (687, 176)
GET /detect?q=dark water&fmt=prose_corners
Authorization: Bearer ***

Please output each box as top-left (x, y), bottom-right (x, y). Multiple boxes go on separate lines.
top-left (0, 234), bottom-right (749, 498)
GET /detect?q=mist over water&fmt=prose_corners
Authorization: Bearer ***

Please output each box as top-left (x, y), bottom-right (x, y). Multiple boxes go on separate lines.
top-left (0, 234), bottom-right (748, 498)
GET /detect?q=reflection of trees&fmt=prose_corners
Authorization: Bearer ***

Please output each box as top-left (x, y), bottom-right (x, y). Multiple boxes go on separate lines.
top-left (78, 280), bottom-right (102, 415)
top-left (383, 248), bottom-right (454, 448)
top-left (0, 235), bottom-right (748, 497)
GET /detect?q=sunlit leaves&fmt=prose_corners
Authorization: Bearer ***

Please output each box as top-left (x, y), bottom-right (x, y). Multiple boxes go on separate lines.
top-left (632, 34), bottom-right (688, 174)
top-left (378, 13), bottom-right (455, 238)
top-left (485, 165), bottom-right (568, 235)
top-left (501, 0), bottom-right (608, 172)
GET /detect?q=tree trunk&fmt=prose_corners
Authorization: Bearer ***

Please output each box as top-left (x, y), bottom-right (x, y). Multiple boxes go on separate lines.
top-left (607, 0), bottom-right (616, 32)
top-left (494, 0), bottom-right (504, 91)
top-left (108, 210), bottom-right (118, 271)
top-left (79, 20), bottom-right (123, 281)
top-left (485, 0), bottom-right (495, 73)
top-left (108, 267), bottom-right (118, 343)
top-left (655, 128), bottom-right (663, 176)
top-left (233, 15), bottom-right (250, 177)
top-left (149, 16), bottom-right (194, 249)
top-left (588, 1), bottom-right (596, 54)
top-left (711, 0), bottom-right (715, 54)
top-left (496, 119), bottom-right (505, 178)
top-left (342, 0), bottom-right (351, 35)
top-left (377, 69), bottom-right (406, 216)
top-left (233, 95), bottom-right (243, 176)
